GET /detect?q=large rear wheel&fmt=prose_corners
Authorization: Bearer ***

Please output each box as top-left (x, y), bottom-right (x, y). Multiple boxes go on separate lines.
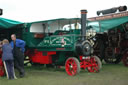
top-left (122, 51), bottom-right (128, 67)
top-left (65, 57), bottom-right (80, 76)
top-left (87, 56), bottom-right (102, 72)
top-left (104, 47), bottom-right (122, 64)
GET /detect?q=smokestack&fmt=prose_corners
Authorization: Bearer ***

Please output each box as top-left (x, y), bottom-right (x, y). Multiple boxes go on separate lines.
top-left (81, 10), bottom-right (87, 40)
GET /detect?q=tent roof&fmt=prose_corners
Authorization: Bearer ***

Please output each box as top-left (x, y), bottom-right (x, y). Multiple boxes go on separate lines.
top-left (88, 16), bottom-right (128, 32)
top-left (29, 16), bottom-right (128, 32)
top-left (88, 11), bottom-right (128, 32)
top-left (30, 18), bottom-right (80, 24)
top-left (0, 17), bottom-right (24, 29)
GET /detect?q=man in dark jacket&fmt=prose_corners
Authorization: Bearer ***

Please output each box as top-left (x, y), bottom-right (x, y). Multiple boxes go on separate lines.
top-left (10, 34), bottom-right (25, 78)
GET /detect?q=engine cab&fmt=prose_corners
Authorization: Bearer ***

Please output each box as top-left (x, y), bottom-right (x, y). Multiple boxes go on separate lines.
top-left (23, 18), bottom-right (81, 49)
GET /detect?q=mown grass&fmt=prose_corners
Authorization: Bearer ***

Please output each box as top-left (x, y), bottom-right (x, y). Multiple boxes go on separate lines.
top-left (0, 62), bottom-right (128, 85)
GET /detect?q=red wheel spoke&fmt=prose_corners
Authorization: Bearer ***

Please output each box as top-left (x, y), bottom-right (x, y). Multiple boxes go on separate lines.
top-left (71, 70), bottom-right (75, 75)
top-left (68, 60), bottom-right (72, 64)
top-left (66, 63), bottom-right (70, 68)
top-left (92, 66), bottom-right (99, 72)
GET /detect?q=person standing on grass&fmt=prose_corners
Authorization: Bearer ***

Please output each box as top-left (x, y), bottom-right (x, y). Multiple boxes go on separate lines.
top-left (10, 34), bottom-right (25, 78)
top-left (2, 39), bottom-right (16, 80)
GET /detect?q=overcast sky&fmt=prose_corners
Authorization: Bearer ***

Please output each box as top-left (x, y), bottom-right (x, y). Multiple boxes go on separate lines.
top-left (0, 0), bottom-right (128, 22)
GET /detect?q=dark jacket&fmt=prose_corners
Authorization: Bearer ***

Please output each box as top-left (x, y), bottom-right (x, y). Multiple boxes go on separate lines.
top-left (2, 44), bottom-right (13, 61)
top-left (10, 39), bottom-right (25, 53)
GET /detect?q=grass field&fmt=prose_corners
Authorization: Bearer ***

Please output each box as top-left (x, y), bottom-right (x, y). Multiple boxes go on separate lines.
top-left (0, 62), bottom-right (128, 85)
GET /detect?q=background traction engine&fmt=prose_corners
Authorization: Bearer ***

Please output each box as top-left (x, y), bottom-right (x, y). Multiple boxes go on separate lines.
top-left (121, 23), bottom-right (128, 66)
top-left (104, 29), bottom-right (122, 64)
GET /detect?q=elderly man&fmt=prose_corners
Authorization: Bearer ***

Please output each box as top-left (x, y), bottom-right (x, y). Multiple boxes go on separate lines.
top-left (10, 34), bottom-right (25, 78)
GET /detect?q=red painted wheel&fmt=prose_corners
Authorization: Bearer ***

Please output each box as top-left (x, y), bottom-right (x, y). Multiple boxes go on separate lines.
top-left (122, 51), bottom-right (128, 67)
top-left (87, 56), bottom-right (102, 73)
top-left (65, 57), bottom-right (80, 76)
top-left (0, 59), bottom-right (4, 76)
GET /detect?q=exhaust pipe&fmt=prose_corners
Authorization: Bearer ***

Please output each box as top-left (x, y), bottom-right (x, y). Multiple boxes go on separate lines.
top-left (119, 6), bottom-right (127, 12)
top-left (81, 10), bottom-right (87, 41)
top-left (0, 8), bottom-right (3, 15)
top-left (97, 5), bottom-right (127, 16)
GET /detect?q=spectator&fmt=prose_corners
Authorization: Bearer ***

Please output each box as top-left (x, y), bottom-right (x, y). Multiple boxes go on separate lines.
top-left (2, 39), bottom-right (16, 79)
top-left (10, 34), bottom-right (25, 78)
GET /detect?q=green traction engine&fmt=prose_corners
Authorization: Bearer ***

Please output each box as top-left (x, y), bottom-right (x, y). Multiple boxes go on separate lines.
top-left (24, 10), bottom-right (102, 76)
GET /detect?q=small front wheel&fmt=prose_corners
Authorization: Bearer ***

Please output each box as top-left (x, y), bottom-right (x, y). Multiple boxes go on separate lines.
top-left (65, 57), bottom-right (80, 76)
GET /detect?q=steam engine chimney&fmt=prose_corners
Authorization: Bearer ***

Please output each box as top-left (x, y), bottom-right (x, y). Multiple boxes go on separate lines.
top-left (81, 10), bottom-right (87, 41)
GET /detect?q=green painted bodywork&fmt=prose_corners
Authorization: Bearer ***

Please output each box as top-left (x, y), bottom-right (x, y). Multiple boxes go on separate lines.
top-left (23, 23), bottom-right (43, 48)
top-left (23, 18), bottom-right (81, 51)
top-left (0, 17), bottom-right (81, 64)
top-left (37, 30), bottom-right (81, 51)
top-left (23, 18), bottom-right (81, 64)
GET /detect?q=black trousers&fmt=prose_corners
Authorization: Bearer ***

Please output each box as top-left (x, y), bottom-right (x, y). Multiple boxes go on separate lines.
top-left (4, 60), bottom-right (15, 79)
top-left (13, 48), bottom-right (25, 76)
